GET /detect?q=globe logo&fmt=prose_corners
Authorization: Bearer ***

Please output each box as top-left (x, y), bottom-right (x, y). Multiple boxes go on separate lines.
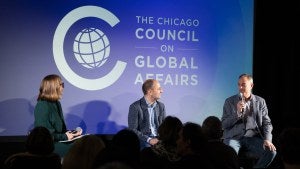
top-left (73, 28), bottom-right (110, 69)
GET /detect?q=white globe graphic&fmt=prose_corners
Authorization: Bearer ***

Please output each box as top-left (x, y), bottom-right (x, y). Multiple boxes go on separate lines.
top-left (73, 28), bottom-right (110, 69)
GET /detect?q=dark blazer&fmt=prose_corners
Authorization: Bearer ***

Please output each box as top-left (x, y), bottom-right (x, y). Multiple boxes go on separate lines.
top-left (128, 97), bottom-right (166, 143)
top-left (222, 93), bottom-right (273, 141)
top-left (34, 100), bottom-right (68, 141)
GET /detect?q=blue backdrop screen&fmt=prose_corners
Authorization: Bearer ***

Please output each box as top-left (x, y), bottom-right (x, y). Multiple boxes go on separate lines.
top-left (0, 0), bottom-right (253, 135)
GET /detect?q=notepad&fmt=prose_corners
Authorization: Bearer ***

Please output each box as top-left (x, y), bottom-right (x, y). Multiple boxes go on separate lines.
top-left (59, 134), bottom-right (89, 143)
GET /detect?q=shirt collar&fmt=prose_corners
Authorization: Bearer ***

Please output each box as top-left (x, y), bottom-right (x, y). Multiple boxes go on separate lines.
top-left (144, 97), bottom-right (157, 108)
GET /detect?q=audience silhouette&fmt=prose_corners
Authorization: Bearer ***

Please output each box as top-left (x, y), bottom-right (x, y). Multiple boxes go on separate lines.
top-left (62, 134), bottom-right (106, 169)
top-left (140, 115), bottom-right (183, 169)
top-left (93, 128), bottom-right (141, 169)
top-left (4, 126), bottom-right (61, 169)
top-left (164, 122), bottom-right (214, 169)
top-left (6, 116), bottom-right (296, 169)
top-left (202, 116), bottom-right (240, 169)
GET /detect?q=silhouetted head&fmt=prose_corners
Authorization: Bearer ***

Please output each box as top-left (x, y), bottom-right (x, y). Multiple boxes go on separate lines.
top-left (202, 116), bottom-right (223, 140)
top-left (158, 115), bottom-right (183, 146)
top-left (26, 126), bottom-right (54, 155)
top-left (176, 122), bottom-right (207, 155)
top-left (112, 128), bottom-right (140, 153)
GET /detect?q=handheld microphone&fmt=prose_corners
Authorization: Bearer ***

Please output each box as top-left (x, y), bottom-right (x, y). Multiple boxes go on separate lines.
top-left (240, 93), bottom-right (245, 113)
top-left (71, 127), bottom-right (82, 134)
top-left (76, 127), bottom-right (82, 131)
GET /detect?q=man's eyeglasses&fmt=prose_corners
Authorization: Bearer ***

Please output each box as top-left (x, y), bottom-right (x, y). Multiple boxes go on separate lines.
top-left (60, 82), bottom-right (64, 88)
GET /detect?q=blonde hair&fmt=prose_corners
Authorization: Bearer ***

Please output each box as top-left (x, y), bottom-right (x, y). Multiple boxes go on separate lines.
top-left (37, 74), bottom-right (63, 101)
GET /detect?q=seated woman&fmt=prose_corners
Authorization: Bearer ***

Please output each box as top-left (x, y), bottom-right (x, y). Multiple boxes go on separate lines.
top-left (33, 74), bottom-right (82, 157)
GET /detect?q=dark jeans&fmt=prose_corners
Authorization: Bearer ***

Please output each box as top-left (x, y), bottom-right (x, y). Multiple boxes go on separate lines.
top-left (224, 136), bottom-right (277, 168)
top-left (139, 139), bottom-right (151, 150)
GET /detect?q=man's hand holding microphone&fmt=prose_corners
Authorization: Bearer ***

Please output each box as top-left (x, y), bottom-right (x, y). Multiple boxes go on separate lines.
top-left (237, 93), bottom-right (246, 118)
